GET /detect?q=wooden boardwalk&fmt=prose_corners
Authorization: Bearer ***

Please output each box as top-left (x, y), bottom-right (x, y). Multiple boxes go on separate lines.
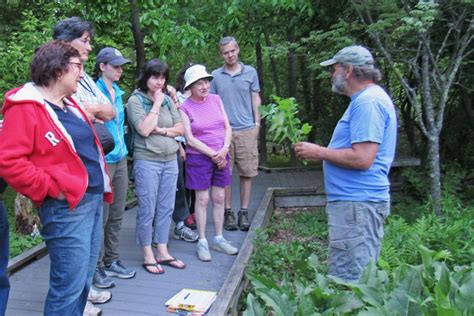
top-left (6, 169), bottom-right (323, 315)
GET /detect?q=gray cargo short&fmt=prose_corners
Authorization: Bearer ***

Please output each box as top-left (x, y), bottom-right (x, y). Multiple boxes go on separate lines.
top-left (326, 200), bottom-right (390, 282)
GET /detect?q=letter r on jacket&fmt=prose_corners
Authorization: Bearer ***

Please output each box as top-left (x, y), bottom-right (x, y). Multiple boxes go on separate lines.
top-left (45, 131), bottom-right (60, 146)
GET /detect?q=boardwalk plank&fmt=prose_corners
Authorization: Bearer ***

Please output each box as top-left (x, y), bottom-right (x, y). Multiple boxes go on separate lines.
top-left (6, 170), bottom-right (323, 315)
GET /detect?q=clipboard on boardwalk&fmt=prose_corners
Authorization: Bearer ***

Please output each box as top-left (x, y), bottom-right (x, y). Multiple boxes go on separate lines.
top-left (165, 288), bottom-right (217, 314)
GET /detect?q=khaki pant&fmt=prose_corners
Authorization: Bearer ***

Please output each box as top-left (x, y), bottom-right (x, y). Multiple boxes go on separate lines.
top-left (98, 159), bottom-right (128, 266)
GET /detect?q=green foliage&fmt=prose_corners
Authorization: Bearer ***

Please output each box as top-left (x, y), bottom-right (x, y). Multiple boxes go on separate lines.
top-left (9, 230), bottom-right (43, 258)
top-left (244, 168), bottom-right (474, 314)
top-left (247, 209), bottom-right (327, 284)
top-left (381, 209), bottom-right (474, 273)
top-left (245, 246), bottom-right (474, 315)
top-left (0, 11), bottom-right (51, 100)
top-left (260, 96), bottom-right (312, 144)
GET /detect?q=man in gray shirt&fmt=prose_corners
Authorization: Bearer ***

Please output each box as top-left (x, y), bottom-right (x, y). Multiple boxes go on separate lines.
top-left (210, 36), bottom-right (261, 231)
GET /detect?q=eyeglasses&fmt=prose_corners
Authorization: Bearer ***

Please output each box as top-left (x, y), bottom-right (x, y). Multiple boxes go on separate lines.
top-left (69, 62), bottom-right (83, 71)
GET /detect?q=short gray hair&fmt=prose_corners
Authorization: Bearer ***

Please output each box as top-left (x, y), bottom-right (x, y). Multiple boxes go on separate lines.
top-left (219, 36), bottom-right (238, 47)
top-left (53, 17), bottom-right (94, 42)
top-left (352, 65), bottom-right (382, 83)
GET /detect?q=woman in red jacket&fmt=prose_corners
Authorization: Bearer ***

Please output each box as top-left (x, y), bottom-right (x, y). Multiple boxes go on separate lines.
top-left (0, 41), bottom-right (112, 315)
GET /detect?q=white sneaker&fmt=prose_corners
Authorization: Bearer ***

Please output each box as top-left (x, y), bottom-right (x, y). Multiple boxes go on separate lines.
top-left (212, 238), bottom-right (238, 255)
top-left (197, 241), bottom-right (212, 262)
top-left (83, 301), bottom-right (102, 316)
top-left (88, 288), bottom-right (112, 304)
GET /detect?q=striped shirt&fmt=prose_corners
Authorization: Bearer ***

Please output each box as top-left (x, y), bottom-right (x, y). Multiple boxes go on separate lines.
top-left (72, 71), bottom-right (110, 109)
top-left (180, 94), bottom-right (226, 155)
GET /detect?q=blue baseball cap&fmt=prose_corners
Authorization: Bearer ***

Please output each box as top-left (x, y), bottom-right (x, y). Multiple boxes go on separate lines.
top-left (320, 45), bottom-right (374, 67)
top-left (96, 47), bottom-right (130, 66)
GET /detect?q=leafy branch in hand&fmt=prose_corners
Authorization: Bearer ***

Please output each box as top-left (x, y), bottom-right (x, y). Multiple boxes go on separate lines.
top-left (260, 95), bottom-right (312, 145)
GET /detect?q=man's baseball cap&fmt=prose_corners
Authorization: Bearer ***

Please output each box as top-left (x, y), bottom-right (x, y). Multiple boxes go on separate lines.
top-left (96, 47), bottom-right (130, 66)
top-left (184, 64), bottom-right (213, 90)
top-left (320, 45), bottom-right (374, 67)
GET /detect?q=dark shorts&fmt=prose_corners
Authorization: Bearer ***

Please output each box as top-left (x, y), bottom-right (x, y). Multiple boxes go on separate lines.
top-left (185, 153), bottom-right (231, 190)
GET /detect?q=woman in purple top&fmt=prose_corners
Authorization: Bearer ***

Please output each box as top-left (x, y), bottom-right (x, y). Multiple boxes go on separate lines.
top-left (179, 65), bottom-right (238, 262)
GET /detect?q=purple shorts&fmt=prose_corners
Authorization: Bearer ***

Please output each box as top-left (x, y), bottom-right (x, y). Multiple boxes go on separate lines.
top-left (185, 153), bottom-right (231, 190)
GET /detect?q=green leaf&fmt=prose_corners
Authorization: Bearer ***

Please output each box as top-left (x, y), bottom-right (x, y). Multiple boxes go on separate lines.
top-left (454, 269), bottom-right (474, 313)
top-left (243, 293), bottom-right (265, 316)
top-left (434, 262), bottom-right (452, 297)
top-left (329, 292), bottom-right (364, 313)
top-left (247, 271), bottom-right (280, 290)
top-left (386, 265), bottom-right (423, 315)
top-left (256, 288), bottom-right (297, 316)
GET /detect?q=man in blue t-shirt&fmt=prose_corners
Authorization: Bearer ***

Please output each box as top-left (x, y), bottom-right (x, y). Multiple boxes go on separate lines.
top-left (294, 45), bottom-right (397, 282)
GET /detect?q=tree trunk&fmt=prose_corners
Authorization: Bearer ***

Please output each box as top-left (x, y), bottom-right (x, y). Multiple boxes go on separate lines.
top-left (399, 95), bottom-right (420, 156)
top-left (263, 31), bottom-right (281, 96)
top-left (255, 37), bottom-right (267, 166)
top-left (460, 86), bottom-right (474, 125)
top-left (286, 27), bottom-right (297, 98)
top-left (427, 137), bottom-right (442, 215)
top-left (129, 0), bottom-right (145, 78)
top-left (286, 26), bottom-right (298, 166)
top-left (15, 193), bottom-right (40, 235)
top-left (298, 55), bottom-right (311, 117)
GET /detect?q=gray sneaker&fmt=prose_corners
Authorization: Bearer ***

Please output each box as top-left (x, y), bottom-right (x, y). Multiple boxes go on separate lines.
top-left (104, 260), bottom-right (136, 279)
top-left (93, 267), bottom-right (115, 289)
top-left (197, 241), bottom-right (212, 262)
top-left (174, 225), bottom-right (199, 242)
top-left (83, 301), bottom-right (102, 316)
top-left (87, 288), bottom-right (112, 304)
top-left (212, 238), bottom-right (239, 255)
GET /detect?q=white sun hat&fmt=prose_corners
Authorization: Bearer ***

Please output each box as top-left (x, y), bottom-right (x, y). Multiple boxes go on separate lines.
top-left (184, 64), bottom-right (213, 90)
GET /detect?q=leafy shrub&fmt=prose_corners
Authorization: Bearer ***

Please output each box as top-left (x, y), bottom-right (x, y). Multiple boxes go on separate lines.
top-left (247, 208), bottom-right (328, 284)
top-left (245, 246), bottom-right (474, 316)
top-left (381, 210), bottom-right (473, 272)
top-left (260, 96), bottom-right (312, 145)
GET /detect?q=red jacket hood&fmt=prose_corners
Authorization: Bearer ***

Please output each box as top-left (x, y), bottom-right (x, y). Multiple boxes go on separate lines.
top-left (0, 83), bottom-right (113, 208)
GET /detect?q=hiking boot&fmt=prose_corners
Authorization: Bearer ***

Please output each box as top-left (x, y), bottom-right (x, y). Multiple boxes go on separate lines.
top-left (104, 260), bottom-right (136, 279)
top-left (83, 301), bottom-right (102, 316)
top-left (224, 210), bottom-right (238, 231)
top-left (93, 267), bottom-right (115, 289)
top-left (238, 210), bottom-right (250, 231)
top-left (212, 238), bottom-right (239, 255)
top-left (185, 213), bottom-right (197, 230)
top-left (174, 225), bottom-right (199, 242)
top-left (197, 241), bottom-right (212, 262)
top-left (88, 288), bottom-right (112, 305)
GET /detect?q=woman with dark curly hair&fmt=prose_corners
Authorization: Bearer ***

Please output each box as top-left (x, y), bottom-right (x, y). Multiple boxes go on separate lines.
top-left (0, 40), bottom-right (112, 315)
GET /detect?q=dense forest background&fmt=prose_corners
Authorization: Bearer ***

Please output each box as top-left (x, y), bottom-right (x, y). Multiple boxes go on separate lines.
top-left (0, 0), bottom-right (472, 212)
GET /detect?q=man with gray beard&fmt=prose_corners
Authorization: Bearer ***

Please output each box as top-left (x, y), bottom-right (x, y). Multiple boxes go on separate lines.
top-left (294, 45), bottom-right (397, 282)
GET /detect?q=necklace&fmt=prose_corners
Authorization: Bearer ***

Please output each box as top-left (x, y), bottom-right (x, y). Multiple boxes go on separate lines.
top-left (45, 99), bottom-right (67, 113)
